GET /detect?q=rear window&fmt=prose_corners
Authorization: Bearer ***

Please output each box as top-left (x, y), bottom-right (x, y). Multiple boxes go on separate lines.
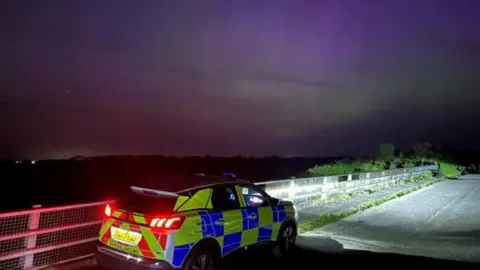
top-left (119, 191), bottom-right (178, 214)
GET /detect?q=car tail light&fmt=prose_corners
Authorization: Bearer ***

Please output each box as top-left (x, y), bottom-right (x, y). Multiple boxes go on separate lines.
top-left (104, 204), bottom-right (114, 217)
top-left (149, 216), bottom-right (185, 230)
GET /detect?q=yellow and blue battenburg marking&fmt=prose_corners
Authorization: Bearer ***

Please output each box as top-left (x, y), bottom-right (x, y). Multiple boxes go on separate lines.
top-left (99, 185), bottom-right (294, 268)
top-left (169, 203), bottom-right (288, 266)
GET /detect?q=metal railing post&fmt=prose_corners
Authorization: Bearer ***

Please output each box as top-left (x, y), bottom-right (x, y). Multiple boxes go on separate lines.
top-left (24, 205), bottom-right (41, 269)
top-left (0, 200), bottom-right (114, 270)
top-left (288, 180), bottom-right (295, 197)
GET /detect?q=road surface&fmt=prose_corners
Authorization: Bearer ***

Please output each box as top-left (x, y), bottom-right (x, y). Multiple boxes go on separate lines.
top-left (79, 245), bottom-right (477, 270)
top-left (300, 174), bottom-right (480, 263)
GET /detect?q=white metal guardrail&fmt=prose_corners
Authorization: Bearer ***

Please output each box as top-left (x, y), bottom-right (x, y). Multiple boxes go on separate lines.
top-left (256, 165), bottom-right (438, 206)
top-left (0, 200), bottom-right (113, 270)
top-left (0, 165), bottom-right (437, 269)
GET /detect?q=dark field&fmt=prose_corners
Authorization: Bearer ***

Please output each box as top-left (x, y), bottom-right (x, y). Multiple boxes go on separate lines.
top-left (0, 156), bottom-right (341, 212)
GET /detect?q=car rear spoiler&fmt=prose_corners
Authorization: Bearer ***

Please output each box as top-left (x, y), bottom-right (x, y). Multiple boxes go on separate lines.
top-left (130, 186), bottom-right (179, 198)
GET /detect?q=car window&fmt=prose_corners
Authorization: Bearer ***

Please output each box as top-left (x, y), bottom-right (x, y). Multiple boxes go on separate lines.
top-left (238, 185), bottom-right (270, 208)
top-left (211, 185), bottom-right (240, 211)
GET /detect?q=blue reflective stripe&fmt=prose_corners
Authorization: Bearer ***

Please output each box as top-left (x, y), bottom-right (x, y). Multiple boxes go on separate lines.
top-left (241, 209), bottom-right (249, 230)
top-left (257, 225), bottom-right (272, 242)
top-left (272, 204), bottom-right (286, 223)
top-left (209, 212), bottom-right (224, 237)
top-left (172, 244), bottom-right (191, 267)
top-left (198, 211), bottom-right (215, 237)
top-left (272, 206), bottom-right (279, 223)
top-left (224, 231), bottom-right (242, 244)
top-left (274, 204), bottom-right (286, 222)
top-left (223, 232), bottom-right (242, 255)
top-left (198, 210), bottom-right (224, 237)
top-left (244, 207), bottom-right (259, 229)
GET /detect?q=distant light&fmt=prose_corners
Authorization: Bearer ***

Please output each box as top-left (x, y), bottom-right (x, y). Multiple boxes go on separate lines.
top-left (222, 172), bottom-right (235, 177)
top-left (31, 160), bottom-right (36, 164)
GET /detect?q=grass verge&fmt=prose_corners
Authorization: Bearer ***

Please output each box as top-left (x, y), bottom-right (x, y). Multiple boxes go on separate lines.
top-left (298, 177), bottom-right (445, 234)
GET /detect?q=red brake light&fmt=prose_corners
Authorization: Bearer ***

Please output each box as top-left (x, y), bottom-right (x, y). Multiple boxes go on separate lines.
top-left (104, 204), bottom-right (113, 217)
top-left (149, 216), bottom-right (185, 230)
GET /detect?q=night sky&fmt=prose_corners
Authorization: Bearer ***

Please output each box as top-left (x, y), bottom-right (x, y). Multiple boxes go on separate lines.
top-left (1, 0), bottom-right (480, 159)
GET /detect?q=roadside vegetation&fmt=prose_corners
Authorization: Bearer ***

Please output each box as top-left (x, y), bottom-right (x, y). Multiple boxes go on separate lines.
top-left (306, 142), bottom-right (464, 179)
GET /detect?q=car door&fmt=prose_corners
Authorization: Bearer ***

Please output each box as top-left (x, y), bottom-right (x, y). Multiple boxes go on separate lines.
top-left (235, 184), bottom-right (274, 246)
top-left (210, 184), bottom-right (244, 255)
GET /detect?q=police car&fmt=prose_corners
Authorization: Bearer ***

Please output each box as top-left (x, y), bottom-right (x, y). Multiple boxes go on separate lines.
top-left (95, 173), bottom-right (298, 270)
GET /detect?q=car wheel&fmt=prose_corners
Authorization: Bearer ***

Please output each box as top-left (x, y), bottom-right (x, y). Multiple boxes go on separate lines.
top-left (273, 223), bottom-right (296, 258)
top-left (182, 246), bottom-right (218, 270)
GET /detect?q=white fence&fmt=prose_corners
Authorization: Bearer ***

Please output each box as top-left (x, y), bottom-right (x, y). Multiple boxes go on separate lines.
top-left (0, 201), bottom-right (113, 270)
top-left (0, 165), bottom-right (437, 269)
top-left (256, 165), bottom-right (437, 207)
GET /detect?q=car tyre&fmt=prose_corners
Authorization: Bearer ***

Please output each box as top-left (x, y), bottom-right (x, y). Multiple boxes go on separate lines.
top-left (273, 222), bottom-right (296, 259)
top-left (181, 245), bottom-right (218, 270)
